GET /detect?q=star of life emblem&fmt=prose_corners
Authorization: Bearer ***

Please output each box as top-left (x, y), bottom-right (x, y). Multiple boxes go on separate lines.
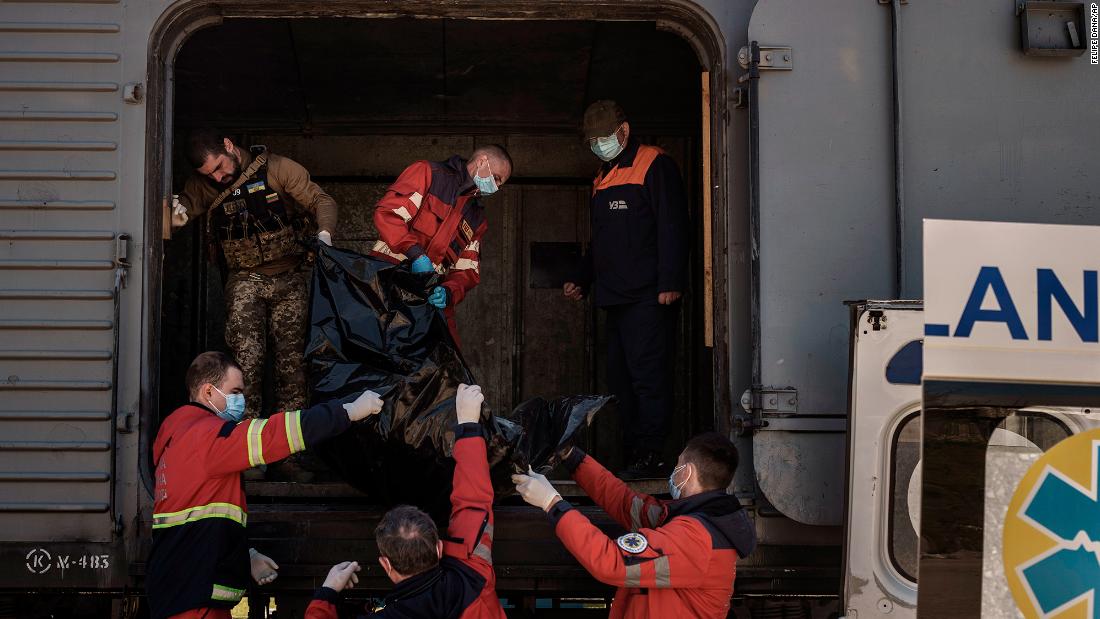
top-left (1005, 432), bottom-right (1100, 618)
top-left (616, 532), bottom-right (649, 554)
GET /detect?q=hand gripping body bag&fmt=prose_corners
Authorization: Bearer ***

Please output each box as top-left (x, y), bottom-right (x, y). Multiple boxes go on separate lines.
top-left (306, 245), bottom-right (609, 518)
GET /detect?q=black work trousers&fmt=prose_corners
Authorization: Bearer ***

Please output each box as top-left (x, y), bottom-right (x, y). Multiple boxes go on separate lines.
top-left (604, 301), bottom-right (677, 454)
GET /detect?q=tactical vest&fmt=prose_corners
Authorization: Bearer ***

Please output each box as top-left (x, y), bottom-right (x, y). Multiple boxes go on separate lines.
top-left (206, 147), bottom-right (306, 271)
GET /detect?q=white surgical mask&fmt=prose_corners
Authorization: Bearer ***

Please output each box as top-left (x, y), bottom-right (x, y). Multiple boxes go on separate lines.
top-left (209, 385), bottom-right (246, 423)
top-left (473, 160), bottom-right (499, 195)
top-left (668, 464), bottom-right (691, 500)
top-left (591, 126), bottom-right (625, 161)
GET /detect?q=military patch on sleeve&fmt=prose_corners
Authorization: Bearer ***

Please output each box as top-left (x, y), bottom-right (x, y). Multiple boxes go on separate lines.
top-left (616, 532), bottom-right (649, 554)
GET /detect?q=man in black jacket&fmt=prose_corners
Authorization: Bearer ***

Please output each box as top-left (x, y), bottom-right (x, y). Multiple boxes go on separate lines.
top-left (564, 100), bottom-right (689, 478)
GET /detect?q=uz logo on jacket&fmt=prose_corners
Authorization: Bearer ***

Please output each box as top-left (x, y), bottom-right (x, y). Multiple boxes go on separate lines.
top-left (609, 200), bottom-right (629, 210)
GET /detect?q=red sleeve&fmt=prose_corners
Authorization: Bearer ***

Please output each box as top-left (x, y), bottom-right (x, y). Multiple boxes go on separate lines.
top-left (305, 600), bottom-right (337, 619)
top-left (553, 510), bottom-right (714, 589)
top-left (441, 424), bottom-right (495, 583)
top-left (375, 161), bottom-right (433, 257)
top-left (572, 454), bottom-right (667, 532)
top-left (202, 402), bottom-right (350, 477)
top-left (441, 221), bottom-right (486, 307)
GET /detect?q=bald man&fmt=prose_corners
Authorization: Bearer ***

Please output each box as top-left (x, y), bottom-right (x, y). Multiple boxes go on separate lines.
top-left (372, 145), bottom-right (513, 345)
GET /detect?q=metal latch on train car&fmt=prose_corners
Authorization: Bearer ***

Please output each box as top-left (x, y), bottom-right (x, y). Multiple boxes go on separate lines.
top-left (112, 235), bottom-right (133, 438)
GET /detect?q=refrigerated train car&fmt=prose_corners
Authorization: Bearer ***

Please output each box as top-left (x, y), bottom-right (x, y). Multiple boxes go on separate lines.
top-left (0, 0), bottom-right (1096, 616)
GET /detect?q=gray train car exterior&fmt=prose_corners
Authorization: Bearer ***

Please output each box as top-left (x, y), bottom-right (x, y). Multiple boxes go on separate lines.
top-left (0, 0), bottom-right (1097, 613)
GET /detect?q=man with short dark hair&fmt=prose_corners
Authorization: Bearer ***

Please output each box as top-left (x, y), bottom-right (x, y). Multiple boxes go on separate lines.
top-left (146, 351), bottom-right (384, 619)
top-left (371, 146), bottom-right (513, 345)
top-left (171, 128), bottom-right (338, 429)
top-left (512, 432), bottom-right (756, 619)
top-left (563, 100), bottom-right (689, 478)
top-left (306, 384), bottom-right (505, 618)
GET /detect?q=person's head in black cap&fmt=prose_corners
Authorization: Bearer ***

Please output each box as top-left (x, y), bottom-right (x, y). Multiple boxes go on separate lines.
top-left (584, 100), bottom-right (630, 162)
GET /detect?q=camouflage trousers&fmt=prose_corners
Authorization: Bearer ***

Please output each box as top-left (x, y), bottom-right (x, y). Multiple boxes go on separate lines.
top-left (224, 267), bottom-right (309, 419)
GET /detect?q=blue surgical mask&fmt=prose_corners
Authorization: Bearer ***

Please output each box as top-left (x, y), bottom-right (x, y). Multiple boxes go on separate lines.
top-left (668, 464), bottom-right (691, 500)
top-left (591, 128), bottom-right (624, 161)
top-left (473, 160), bottom-right (499, 195)
top-left (210, 385), bottom-right (246, 423)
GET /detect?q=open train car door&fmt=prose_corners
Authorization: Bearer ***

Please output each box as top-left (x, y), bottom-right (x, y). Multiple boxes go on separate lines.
top-left (918, 220), bottom-right (1100, 619)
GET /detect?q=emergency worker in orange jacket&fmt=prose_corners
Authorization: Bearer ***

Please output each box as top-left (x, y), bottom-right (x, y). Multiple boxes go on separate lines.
top-left (303, 384), bottom-right (506, 619)
top-left (371, 145), bottom-right (512, 345)
top-left (512, 432), bottom-right (756, 619)
top-left (146, 351), bottom-right (384, 619)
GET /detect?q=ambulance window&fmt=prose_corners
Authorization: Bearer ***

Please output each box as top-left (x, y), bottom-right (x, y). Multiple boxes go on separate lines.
top-left (888, 412), bottom-right (921, 583)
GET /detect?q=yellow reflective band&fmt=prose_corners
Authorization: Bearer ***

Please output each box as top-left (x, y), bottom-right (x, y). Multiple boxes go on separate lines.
top-left (152, 502), bottom-right (246, 529)
top-left (247, 419), bottom-right (268, 467)
top-left (211, 583), bottom-right (245, 602)
top-left (285, 410), bottom-right (305, 453)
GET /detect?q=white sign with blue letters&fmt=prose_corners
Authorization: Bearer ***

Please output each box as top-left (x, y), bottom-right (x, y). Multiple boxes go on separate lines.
top-left (923, 219), bottom-right (1100, 384)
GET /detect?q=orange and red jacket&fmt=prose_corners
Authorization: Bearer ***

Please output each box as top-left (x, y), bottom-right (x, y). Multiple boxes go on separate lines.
top-left (546, 449), bottom-right (756, 619)
top-left (146, 401), bottom-right (352, 619)
top-left (371, 156), bottom-right (488, 310)
top-left (305, 423), bottom-right (505, 619)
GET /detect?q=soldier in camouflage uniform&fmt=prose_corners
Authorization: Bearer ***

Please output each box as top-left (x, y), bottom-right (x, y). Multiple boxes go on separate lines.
top-left (171, 128), bottom-right (338, 479)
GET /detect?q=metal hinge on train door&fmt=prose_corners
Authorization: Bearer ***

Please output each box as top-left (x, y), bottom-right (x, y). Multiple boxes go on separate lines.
top-left (740, 386), bottom-right (799, 414)
top-left (737, 45), bottom-right (793, 71)
top-left (734, 387), bottom-right (805, 435)
top-left (734, 387), bottom-right (798, 436)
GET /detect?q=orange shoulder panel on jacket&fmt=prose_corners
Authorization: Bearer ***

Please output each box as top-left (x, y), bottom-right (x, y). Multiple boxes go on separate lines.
top-left (592, 144), bottom-right (666, 195)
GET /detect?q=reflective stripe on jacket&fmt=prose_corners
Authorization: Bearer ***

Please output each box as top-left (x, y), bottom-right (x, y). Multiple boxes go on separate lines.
top-left (146, 401), bottom-right (351, 619)
top-left (372, 156), bottom-right (487, 309)
top-left (547, 451), bottom-right (757, 619)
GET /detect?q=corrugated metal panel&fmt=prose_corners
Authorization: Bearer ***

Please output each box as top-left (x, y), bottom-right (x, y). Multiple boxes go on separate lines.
top-left (0, 4), bottom-right (126, 542)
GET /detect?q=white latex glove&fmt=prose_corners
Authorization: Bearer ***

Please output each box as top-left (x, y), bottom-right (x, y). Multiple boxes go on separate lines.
top-left (343, 390), bottom-right (383, 422)
top-left (322, 561), bottom-right (361, 592)
top-left (511, 467), bottom-right (561, 511)
top-left (456, 383), bottom-right (484, 424)
top-left (171, 195), bottom-right (189, 228)
top-left (249, 548), bottom-right (279, 585)
top-left (317, 230), bottom-right (332, 246)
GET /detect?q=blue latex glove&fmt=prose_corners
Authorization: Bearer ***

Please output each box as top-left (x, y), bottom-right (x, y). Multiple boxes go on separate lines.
top-left (428, 286), bottom-right (448, 309)
top-left (410, 255), bottom-right (433, 274)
